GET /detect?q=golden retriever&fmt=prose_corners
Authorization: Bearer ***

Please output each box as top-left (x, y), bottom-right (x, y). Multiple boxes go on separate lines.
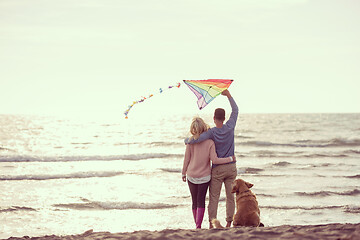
top-left (212, 178), bottom-right (261, 228)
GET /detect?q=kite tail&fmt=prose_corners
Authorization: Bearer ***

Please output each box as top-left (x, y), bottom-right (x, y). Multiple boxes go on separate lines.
top-left (124, 82), bottom-right (181, 119)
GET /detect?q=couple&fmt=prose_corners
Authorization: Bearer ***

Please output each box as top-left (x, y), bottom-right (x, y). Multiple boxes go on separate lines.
top-left (182, 89), bottom-right (238, 229)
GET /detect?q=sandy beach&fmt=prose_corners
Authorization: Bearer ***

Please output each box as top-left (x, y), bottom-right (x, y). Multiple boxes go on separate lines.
top-left (3, 223), bottom-right (360, 240)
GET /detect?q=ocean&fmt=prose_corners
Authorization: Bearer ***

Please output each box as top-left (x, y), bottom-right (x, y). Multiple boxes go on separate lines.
top-left (0, 113), bottom-right (359, 239)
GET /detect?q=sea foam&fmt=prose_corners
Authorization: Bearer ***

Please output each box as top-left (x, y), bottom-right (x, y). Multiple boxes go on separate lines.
top-left (0, 171), bottom-right (124, 181)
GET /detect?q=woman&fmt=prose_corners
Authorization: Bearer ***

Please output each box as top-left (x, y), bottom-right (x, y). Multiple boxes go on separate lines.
top-left (182, 117), bottom-right (235, 229)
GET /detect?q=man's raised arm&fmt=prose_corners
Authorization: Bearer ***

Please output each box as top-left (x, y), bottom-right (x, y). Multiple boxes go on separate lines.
top-left (222, 90), bottom-right (238, 128)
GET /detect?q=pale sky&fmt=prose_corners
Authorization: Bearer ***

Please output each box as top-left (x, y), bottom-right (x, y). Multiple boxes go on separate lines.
top-left (1, 0), bottom-right (359, 118)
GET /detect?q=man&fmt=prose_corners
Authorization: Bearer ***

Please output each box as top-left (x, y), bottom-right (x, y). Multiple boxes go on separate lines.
top-left (185, 89), bottom-right (238, 228)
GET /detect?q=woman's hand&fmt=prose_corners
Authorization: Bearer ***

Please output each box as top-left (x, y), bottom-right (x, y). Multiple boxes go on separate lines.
top-left (232, 155), bottom-right (236, 161)
top-left (182, 175), bottom-right (186, 182)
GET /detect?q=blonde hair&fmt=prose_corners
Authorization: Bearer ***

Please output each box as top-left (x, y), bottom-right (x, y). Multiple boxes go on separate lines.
top-left (189, 117), bottom-right (210, 140)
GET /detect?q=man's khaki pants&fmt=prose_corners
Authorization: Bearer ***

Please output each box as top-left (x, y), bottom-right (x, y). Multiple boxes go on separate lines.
top-left (208, 163), bottom-right (237, 223)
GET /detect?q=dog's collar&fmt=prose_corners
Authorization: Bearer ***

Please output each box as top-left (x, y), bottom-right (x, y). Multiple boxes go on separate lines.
top-left (236, 189), bottom-right (250, 194)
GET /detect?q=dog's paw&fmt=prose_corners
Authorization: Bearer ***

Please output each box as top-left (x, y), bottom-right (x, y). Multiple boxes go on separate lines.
top-left (211, 219), bottom-right (224, 229)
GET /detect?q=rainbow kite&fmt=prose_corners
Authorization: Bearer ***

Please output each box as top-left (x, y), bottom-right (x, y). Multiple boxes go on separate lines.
top-left (124, 79), bottom-right (233, 118)
top-left (183, 79), bottom-right (233, 110)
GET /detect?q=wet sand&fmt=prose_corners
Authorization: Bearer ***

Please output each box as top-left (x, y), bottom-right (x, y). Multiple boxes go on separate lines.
top-left (3, 223), bottom-right (360, 240)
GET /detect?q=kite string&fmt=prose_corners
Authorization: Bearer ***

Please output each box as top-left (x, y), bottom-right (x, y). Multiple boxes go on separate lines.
top-left (124, 82), bottom-right (181, 119)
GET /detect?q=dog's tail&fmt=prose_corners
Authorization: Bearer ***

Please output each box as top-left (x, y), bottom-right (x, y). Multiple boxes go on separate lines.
top-left (211, 219), bottom-right (225, 229)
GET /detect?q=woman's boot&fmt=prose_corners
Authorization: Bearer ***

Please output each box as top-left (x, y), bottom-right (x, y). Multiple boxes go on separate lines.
top-left (196, 208), bottom-right (205, 229)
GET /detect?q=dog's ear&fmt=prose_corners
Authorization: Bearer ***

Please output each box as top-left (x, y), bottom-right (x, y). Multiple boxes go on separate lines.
top-left (245, 181), bottom-right (253, 189)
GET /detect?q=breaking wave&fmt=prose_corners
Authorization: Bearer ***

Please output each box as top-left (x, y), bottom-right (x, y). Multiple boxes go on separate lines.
top-left (256, 193), bottom-right (276, 198)
top-left (238, 167), bottom-right (264, 174)
top-left (0, 147), bottom-right (13, 152)
top-left (0, 153), bottom-right (182, 163)
top-left (272, 161), bottom-right (292, 167)
top-left (344, 150), bottom-right (360, 154)
top-left (239, 138), bottom-right (360, 148)
top-left (295, 189), bottom-right (360, 197)
top-left (236, 149), bottom-right (358, 159)
top-left (1, 148), bottom-right (358, 163)
top-left (53, 200), bottom-right (178, 211)
top-left (345, 174), bottom-right (360, 179)
top-left (235, 135), bottom-right (254, 140)
top-left (160, 168), bottom-right (181, 173)
top-left (0, 206), bottom-right (37, 212)
top-left (148, 141), bottom-right (179, 147)
top-left (261, 205), bottom-right (342, 210)
top-left (344, 205), bottom-right (360, 214)
top-left (0, 171), bottom-right (124, 181)
top-left (261, 204), bottom-right (360, 214)
top-left (261, 205), bottom-right (360, 214)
